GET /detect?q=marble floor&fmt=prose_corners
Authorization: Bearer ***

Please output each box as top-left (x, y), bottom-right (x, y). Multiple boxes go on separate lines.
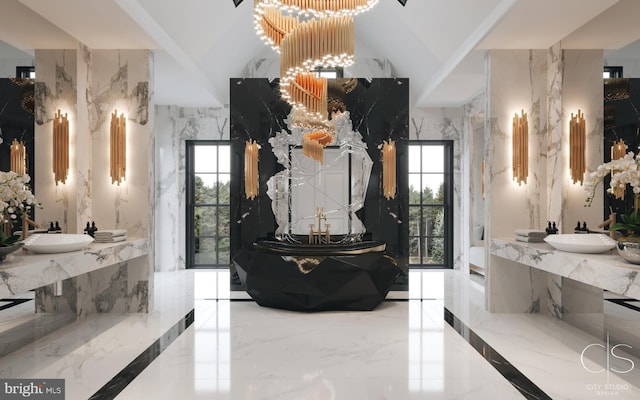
top-left (1, 270), bottom-right (640, 399)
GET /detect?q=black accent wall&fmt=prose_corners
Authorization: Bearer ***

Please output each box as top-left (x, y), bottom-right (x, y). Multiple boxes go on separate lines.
top-left (0, 78), bottom-right (35, 184)
top-left (230, 78), bottom-right (409, 287)
top-left (603, 78), bottom-right (640, 218)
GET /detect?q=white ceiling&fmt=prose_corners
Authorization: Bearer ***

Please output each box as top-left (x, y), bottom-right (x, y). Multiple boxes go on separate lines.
top-left (1, 0), bottom-right (639, 108)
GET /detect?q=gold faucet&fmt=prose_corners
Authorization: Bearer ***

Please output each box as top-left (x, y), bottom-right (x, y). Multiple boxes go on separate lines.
top-left (308, 207), bottom-right (330, 244)
top-left (598, 207), bottom-right (616, 239)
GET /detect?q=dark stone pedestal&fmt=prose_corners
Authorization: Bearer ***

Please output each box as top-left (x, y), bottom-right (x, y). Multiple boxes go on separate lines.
top-left (233, 249), bottom-right (403, 311)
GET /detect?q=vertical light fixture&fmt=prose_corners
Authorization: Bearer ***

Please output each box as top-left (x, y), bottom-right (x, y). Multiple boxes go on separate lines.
top-left (110, 110), bottom-right (126, 185)
top-left (244, 140), bottom-right (260, 200)
top-left (611, 138), bottom-right (627, 199)
top-left (10, 139), bottom-right (26, 176)
top-left (53, 109), bottom-right (69, 185)
top-left (569, 110), bottom-right (586, 185)
top-left (512, 110), bottom-right (528, 185)
top-left (382, 139), bottom-right (396, 200)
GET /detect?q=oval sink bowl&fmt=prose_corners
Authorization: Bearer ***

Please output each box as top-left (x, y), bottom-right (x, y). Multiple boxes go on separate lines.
top-left (22, 234), bottom-right (94, 254)
top-left (543, 234), bottom-right (616, 253)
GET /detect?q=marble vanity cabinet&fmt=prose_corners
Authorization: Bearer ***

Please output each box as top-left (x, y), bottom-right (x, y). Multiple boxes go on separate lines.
top-left (0, 238), bottom-right (150, 314)
top-left (488, 238), bottom-right (640, 351)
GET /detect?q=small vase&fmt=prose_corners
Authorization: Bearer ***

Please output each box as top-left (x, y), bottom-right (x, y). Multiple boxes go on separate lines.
top-left (616, 239), bottom-right (640, 264)
top-left (0, 243), bottom-right (22, 262)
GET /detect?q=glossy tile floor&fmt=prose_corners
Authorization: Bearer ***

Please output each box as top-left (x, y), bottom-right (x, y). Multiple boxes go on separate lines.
top-left (1, 270), bottom-right (640, 399)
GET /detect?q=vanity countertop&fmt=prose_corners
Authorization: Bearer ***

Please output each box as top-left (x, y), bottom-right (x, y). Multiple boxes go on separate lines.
top-left (490, 238), bottom-right (640, 299)
top-left (0, 238), bottom-right (149, 297)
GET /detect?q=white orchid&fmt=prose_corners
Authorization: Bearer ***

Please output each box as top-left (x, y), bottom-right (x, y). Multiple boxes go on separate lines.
top-left (0, 171), bottom-right (39, 225)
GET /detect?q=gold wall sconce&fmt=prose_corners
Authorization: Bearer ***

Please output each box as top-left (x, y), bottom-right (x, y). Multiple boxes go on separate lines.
top-left (53, 109), bottom-right (69, 185)
top-left (10, 139), bottom-right (26, 176)
top-left (245, 139), bottom-right (260, 200)
top-left (110, 110), bottom-right (126, 185)
top-left (512, 110), bottom-right (528, 185)
top-left (569, 110), bottom-right (586, 185)
top-left (382, 139), bottom-right (396, 200)
top-left (611, 138), bottom-right (627, 199)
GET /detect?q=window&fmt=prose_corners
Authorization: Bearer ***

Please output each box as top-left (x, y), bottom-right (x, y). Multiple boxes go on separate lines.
top-left (408, 142), bottom-right (453, 268)
top-left (16, 66), bottom-right (35, 79)
top-left (603, 66), bottom-right (623, 79)
top-left (186, 141), bottom-right (231, 268)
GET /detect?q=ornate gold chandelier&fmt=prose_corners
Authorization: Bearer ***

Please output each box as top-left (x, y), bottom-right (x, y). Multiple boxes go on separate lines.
top-left (253, 0), bottom-right (376, 163)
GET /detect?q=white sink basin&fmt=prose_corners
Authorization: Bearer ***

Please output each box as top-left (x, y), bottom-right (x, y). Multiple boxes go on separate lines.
top-left (22, 234), bottom-right (94, 254)
top-left (543, 233), bottom-right (616, 253)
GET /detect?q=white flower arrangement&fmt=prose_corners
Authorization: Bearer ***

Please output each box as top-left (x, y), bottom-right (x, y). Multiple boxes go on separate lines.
top-left (584, 151), bottom-right (640, 207)
top-left (0, 171), bottom-right (38, 227)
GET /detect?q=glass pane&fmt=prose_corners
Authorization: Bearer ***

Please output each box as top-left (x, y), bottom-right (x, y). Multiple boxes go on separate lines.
top-left (194, 237), bottom-right (216, 265)
top-left (218, 207), bottom-right (230, 236)
top-left (424, 206), bottom-right (445, 237)
top-left (218, 237), bottom-right (230, 264)
top-left (425, 238), bottom-right (445, 264)
top-left (422, 145), bottom-right (444, 172)
top-left (409, 146), bottom-right (421, 173)
top-left (218, 145), bottom-right (231, 173)
top-left (408, 174), bottom-right (421, 204)
top-left (195, 174), bottom-right (217, 204)
top-left (194, 206), bottom-right (217, 236)
top-left (409, 237), bottom-right (420, 264)
top-left (218, 175), bottom-right (231, 204)
top-left (408, 206), bottom-right (420, 236)
top-left (422, 174), bottom-right (444, 204)
top-left (195, 146), bottom-right (217, 173)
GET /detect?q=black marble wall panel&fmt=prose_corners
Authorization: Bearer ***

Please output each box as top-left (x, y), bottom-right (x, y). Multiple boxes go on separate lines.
top-left (0, 78), bottom-right (35, 185)
top-left (230, 78), bottom-right (409, 286)
top-left (603, 78), bottom-right (640, 217)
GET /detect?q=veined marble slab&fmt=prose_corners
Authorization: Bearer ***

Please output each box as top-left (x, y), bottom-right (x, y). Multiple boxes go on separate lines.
top-left (491, 238), bottom-right (640, 299)
top-left (0, 238), bottom-right (149, 297)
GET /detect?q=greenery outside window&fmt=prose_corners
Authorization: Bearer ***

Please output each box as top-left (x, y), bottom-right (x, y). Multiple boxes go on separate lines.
top-left (186, 141), bottom-right (231, 268)
top-left (408, 142), bottom-right (453, 268)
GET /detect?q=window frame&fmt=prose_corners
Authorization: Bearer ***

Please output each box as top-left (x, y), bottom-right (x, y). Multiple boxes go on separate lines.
top-left (407, 141), bottom-right (453, 268)
top-left (186, 140), bottom-right (232, 269)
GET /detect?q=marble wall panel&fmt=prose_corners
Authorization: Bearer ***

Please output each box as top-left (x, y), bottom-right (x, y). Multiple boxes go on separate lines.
top-left (154, 105), bottom-right (230, 272)
top-left (34, 49), bottom-right (78, 232)
top-left (562, 50), bottom-right (604, 230)
top-left (410, 107), bottom-right (464, 270)
top-left (34, 47), bottom-right (153, 313)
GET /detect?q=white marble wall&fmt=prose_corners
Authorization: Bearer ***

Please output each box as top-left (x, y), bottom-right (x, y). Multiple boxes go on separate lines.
top-left (34, 49), bottom-right (79, 232)
top-left (562, 49), bottom-right (604, 229)
top-left (154, 105), bottom-right (230, 272)
top-left (485, 47), bottom-right (605, 313)
top-left (486, 50), bottom-right (548, 241)
top-left (34, 47), bottom-right (154, 313)
top-left (410, 107), bottom-right (464, 270)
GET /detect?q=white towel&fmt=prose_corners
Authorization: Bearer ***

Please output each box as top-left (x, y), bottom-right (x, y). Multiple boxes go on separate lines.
top-left (515, 234), bottom-right (545, 243)
top-left (514, 229), bottom-right (547, 238)
top-left (94, 229), bottom-right (127, 239)
top-left (95, 235), bottom-right (128, 243)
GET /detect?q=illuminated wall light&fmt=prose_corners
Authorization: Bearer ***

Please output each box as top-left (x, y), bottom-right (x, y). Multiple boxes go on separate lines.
top-left (512, 110), bottom-right (528, 185)
top-left (245, 140), bottom-right (260, 200)
top-left (382, 139), bottom-right (396, 200)
top-left (53, 109), bottom-right (69, 185)
top-left (10, 139), bottom-right (26, 176)
top-left (569, 110), bottom-right (586, 185)
top-left (110, 110), bottom-right (126, 185)
top-left (610, 138), bottom-right (627, 199)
